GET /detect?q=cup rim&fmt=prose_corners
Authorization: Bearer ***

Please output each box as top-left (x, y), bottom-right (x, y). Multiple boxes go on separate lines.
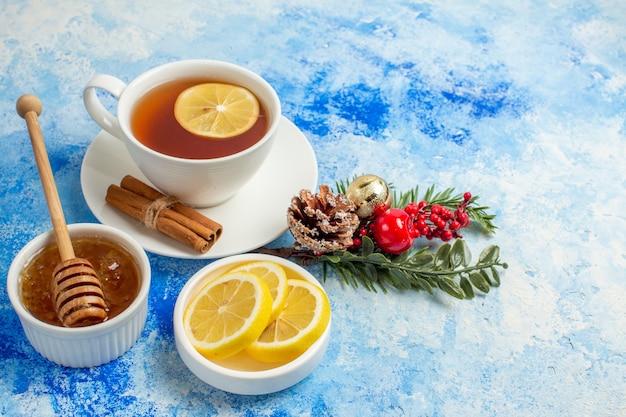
top-left (173, 253), bottom-right (331, 379)
top-left (7, 223), bottom-right (151, 336)
top-left (117, 59), bottom-right (282, 164)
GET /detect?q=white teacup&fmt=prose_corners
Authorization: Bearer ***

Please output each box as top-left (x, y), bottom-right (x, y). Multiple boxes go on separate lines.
top-left (83, 60), bottom-right (281, 207)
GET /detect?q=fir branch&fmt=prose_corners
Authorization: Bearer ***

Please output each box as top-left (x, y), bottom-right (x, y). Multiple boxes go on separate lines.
top-left (318, 236), bottom-right (508, 298)
top-left (334, 176), bottom-right (356, 195)
top-left (256, 237), bottom-right (508, 299)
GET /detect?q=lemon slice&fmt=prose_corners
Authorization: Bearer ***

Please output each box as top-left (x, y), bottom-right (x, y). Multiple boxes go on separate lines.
top-left (226, 261), bottom-right (288, 322)
top-left (245, 279), bottom-right (331, 363)
top-left (174, 82), bottom-right (260, 139)
top-left (183, 272), bottom-right (272, 360)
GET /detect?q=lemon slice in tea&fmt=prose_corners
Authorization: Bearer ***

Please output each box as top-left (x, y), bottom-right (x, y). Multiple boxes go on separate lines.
top-left (174, 82), bottom-right (260, 139)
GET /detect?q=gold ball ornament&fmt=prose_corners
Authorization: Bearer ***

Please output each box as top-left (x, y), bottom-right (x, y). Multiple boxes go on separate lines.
top-left (346, 174), bottom-right (392, 219)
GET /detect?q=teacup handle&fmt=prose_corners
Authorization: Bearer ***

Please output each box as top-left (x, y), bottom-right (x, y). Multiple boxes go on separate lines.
top-left (83, 74), bottom-right (127, 140)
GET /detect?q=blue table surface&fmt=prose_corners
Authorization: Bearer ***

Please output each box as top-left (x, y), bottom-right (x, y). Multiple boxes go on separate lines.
top-left (1, 1), bottom-right (625, 416)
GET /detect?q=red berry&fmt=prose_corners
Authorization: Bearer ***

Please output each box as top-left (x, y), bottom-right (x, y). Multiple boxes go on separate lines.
top-left (431, 204), bottom-right (442, 215)
top-left (441, 230), bottom-right (454, 241)
top-left (463, 192), bottom-right (472, 202)
top-left (372, 208), bottom-right (414, 254)
top-left (449, 220), bottom-right (461, 230)
top-left (457, 212), bottom-right (470, 226)
top-left (404, 202), bottom-right (419, 216)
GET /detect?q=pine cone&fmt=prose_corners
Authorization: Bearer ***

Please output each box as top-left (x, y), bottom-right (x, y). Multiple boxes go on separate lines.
top-left (287, 185), bottom-right (360, 253)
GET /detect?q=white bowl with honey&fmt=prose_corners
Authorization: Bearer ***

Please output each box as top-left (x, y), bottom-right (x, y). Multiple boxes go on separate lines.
top-left (173, 253), bottom-right (331, 395)
top-left (7, 223), bottom-right (151, 368)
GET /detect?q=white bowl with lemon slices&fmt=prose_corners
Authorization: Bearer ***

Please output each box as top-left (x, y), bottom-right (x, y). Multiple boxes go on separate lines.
top-left (173, 254), bottom-right (331, 395)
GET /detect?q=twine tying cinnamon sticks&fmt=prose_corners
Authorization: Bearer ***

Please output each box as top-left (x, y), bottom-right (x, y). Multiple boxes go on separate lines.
top-left (105, 175), bottom-right (222, 253)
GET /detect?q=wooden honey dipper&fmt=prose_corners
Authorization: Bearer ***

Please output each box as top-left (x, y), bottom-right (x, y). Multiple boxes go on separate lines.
top-left (17, 94), bottom-right (108, 327)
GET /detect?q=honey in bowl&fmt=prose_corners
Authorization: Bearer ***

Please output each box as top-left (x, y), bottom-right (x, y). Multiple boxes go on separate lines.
top-left (130, 78), bottom-right (268, 159)
top-left (19, 235), bottom-right (140, 327)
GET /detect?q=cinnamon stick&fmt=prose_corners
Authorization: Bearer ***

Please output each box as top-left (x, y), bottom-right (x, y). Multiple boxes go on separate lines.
top-left (119, 175), bottom-right (223, 236)
top-left (105, 176), bottom-right (222, 254)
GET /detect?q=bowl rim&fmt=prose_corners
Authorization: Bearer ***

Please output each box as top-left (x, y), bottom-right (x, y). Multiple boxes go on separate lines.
top-left (173, 253), bottom-right (331, 379)
top-left (7, 223), bottom-right (151, 336)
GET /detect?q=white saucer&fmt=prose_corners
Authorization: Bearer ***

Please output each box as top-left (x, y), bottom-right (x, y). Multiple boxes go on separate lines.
top-left (80, 116), bottom-right (318, 259)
